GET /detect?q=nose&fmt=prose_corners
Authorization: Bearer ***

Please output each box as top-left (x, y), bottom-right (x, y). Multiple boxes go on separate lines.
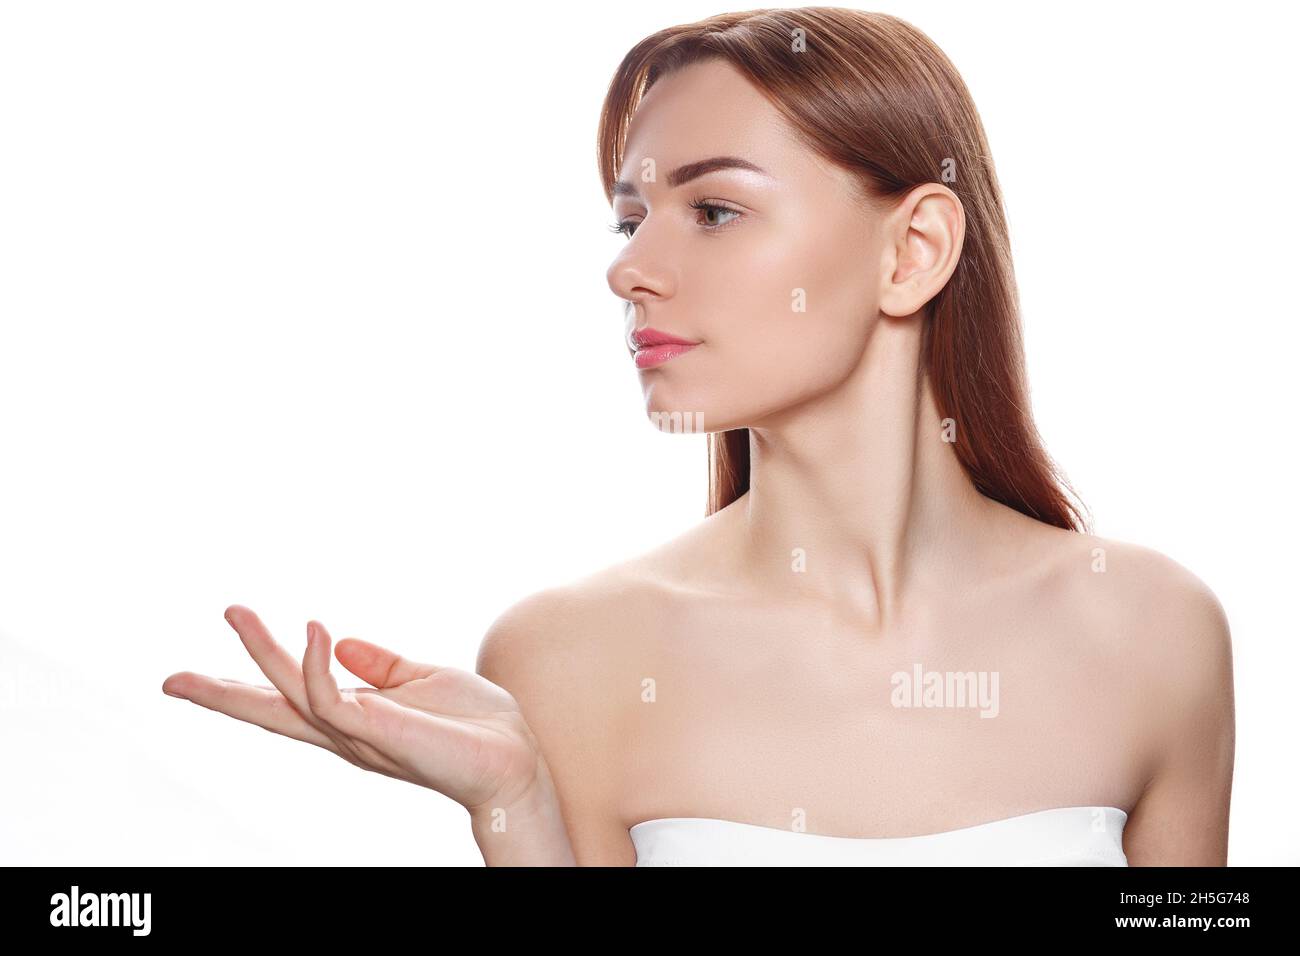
top-left (605, 235), bottom-right (674, 306)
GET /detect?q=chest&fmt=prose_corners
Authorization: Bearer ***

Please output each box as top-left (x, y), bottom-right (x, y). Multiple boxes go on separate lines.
top-left (615, 597), bottom-right (1151, 836)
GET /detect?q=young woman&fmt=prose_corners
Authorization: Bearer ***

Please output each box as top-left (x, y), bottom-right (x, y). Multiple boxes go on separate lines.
top-left (161, 8), bottom-right (1235, 866)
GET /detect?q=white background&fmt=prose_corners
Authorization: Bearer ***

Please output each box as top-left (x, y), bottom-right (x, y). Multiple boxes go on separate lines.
top-left (1, 0), bottom-right (1295, 865)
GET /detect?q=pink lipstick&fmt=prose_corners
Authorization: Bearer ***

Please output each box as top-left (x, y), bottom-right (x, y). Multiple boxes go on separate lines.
top-left (629, 327), bottom-right (702, 369)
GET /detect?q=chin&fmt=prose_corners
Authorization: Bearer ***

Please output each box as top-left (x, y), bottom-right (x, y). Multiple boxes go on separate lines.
top-left (644, 405), bottom-right (708, 435)
top-left (639, 385), bottom-right (711, 434)
top-left (644, 393), bottom-right (758, 435)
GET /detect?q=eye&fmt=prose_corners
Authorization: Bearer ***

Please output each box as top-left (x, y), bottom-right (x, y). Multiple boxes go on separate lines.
top-left (687, 198), bottom-right (743, 231)
top-left (608, 197), bottom-right (745, 239)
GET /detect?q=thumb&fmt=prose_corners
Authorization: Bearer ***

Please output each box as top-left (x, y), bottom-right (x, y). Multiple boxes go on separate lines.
top-left (334, 637), bottom-right (439, 688)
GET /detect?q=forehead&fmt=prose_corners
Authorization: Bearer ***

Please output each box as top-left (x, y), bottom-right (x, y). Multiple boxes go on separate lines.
top-left (618, 59), bottom-right (805, 184)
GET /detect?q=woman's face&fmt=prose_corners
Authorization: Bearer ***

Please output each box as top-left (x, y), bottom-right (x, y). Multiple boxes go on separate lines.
top-left (607, 58), bottom-right (888, 432)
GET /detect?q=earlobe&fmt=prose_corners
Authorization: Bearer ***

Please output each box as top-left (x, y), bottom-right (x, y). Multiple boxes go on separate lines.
top-left (878, 184), bottom-right (965, 318)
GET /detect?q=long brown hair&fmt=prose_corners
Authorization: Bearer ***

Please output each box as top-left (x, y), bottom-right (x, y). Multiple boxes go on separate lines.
top-left (596, 7), bottom-right (1089, 532)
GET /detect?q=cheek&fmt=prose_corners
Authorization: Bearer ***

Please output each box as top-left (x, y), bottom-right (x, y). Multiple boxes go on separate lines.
top-left (704, 227), bottom-right (871, 389)
top-left (640, 220), bottom-right (876, 425)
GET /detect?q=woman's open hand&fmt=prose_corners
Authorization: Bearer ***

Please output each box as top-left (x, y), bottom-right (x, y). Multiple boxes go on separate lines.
top-left (161, 605), bottom-right (544, 814)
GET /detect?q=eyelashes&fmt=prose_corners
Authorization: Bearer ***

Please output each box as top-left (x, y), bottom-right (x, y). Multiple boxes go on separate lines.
top-left (609, 196), bottom-right (744, 239)
top-left (687, 197), bottom-right (743, 231)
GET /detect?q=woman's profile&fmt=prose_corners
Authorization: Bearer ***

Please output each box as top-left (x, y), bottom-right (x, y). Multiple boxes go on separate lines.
top-left (161, 7), bottom-right (1235, 866)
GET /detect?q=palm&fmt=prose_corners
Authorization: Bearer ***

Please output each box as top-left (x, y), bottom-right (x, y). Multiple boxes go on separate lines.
top-left (162, 605), bottom-right (539, 811)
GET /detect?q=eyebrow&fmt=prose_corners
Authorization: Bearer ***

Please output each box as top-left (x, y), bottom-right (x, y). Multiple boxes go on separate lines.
top-left (612, 155), bottom-right (769, 198)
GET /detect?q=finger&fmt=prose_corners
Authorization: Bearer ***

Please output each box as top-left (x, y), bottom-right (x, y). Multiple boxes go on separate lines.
top-left (224, 604), bottom-right (315, 719)
top-left (218, 676), bottom-right (384, 698)
top-left (302, 620), bottom-right (370, 738)
top-left (303, 622), bottom-right (426, 777)
top-left (334, 636), bottom-right (439, 688)
top-left (162, 671), bottom-right (339, 751)
top-left (215, 676), bottom-right (379, 697)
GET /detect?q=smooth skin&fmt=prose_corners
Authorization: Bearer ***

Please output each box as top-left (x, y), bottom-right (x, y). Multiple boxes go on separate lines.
top-left (164, 57), bottom-right (1234, 866)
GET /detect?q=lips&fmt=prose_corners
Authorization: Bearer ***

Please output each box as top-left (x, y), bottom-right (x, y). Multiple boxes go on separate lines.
top-left (629, 327), bottom-right (702, 369)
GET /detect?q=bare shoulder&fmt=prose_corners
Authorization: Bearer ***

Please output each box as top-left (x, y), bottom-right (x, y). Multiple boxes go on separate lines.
top-left (477, 573), bottom-right (633, 679)
top-left (984, 506), bottom-right (1231, 675)
top-left (1035, 528), bottom-right (1235, 862)
top-left (472, 549), bottom-right (684, 865)
top-left (1044, 530), bottom-right (1232, 680)
top-left (476, 506), bottom-right (734, 697)
top-left (474, 558), bottom-right (664, 732)
top-left (475, 554), bottom-right (675, 689)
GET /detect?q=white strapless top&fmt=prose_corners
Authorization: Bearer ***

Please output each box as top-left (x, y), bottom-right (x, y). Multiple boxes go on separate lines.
top-left (630, 805), bottom-right (1128, 866)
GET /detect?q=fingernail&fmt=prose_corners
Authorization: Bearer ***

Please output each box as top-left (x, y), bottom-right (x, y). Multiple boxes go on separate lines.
top-left (163, 689), bottom-right (186, 699)
top-left (306, 621), bottom-right (315, 644)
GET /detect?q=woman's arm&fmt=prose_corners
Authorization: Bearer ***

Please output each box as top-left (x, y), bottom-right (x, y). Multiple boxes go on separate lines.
top-left (1123, 577), bottom-right (1235, 865)
top-left (475, 585), bottom-right (640, 866)
top-left (467, 767), bottom-right (577, 866)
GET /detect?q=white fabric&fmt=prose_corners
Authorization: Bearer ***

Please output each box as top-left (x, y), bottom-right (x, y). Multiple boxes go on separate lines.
top-left (630, 805), bottom-right (1128, 866)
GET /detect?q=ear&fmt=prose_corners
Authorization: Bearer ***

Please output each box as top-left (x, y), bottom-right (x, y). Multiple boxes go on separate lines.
top-left (877, 183), bottom-right (965, 318)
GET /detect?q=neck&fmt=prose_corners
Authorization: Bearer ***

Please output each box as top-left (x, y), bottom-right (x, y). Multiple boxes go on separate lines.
top-left (736, 315), bottom-right (1000, 630)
